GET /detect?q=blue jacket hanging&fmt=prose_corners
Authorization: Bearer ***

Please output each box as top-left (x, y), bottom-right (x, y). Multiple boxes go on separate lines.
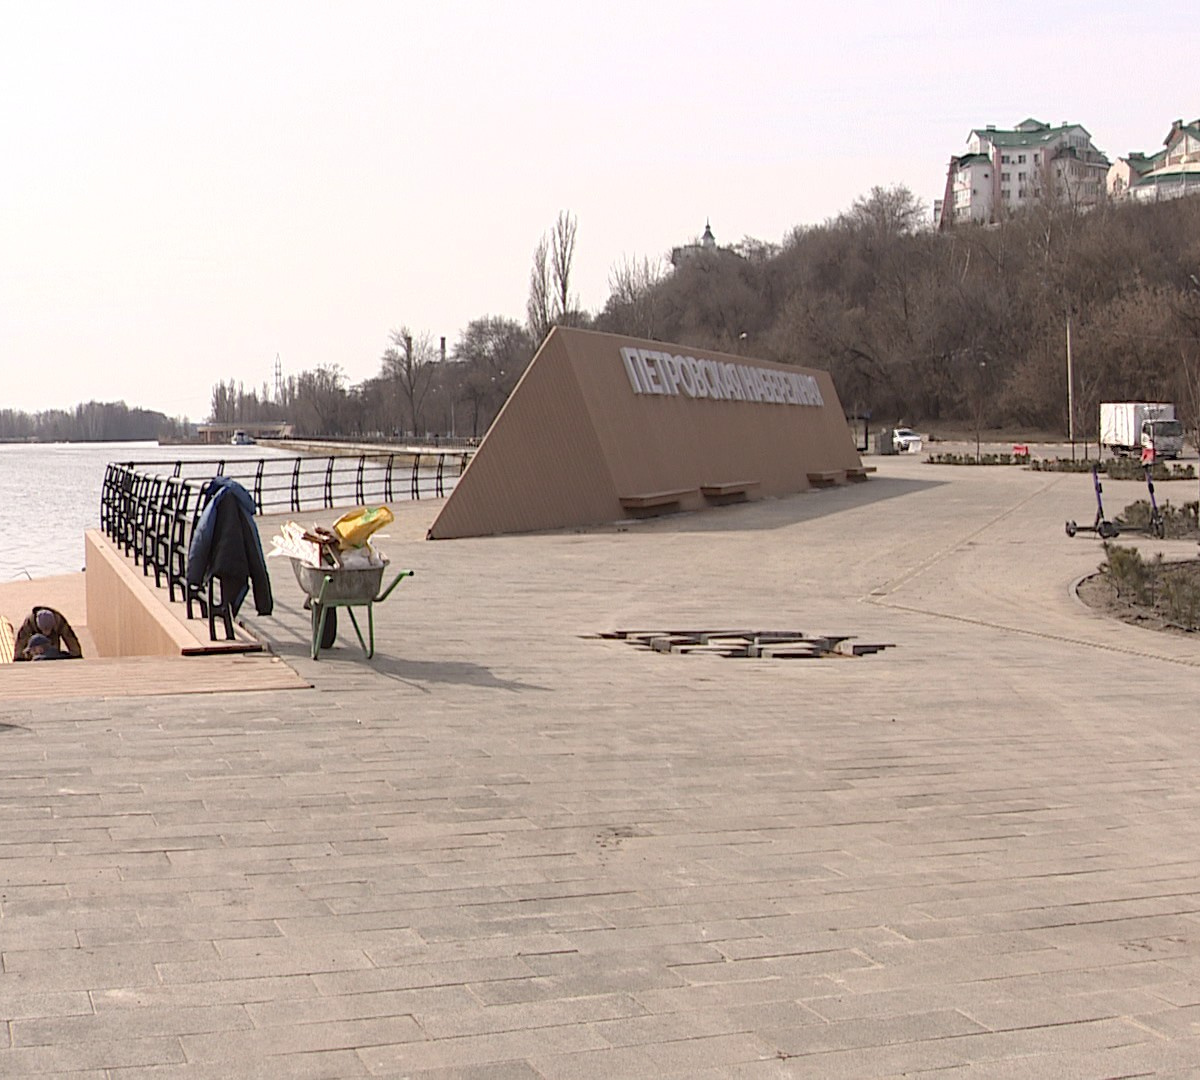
top-left (186, 477), bottom-right (273, 616)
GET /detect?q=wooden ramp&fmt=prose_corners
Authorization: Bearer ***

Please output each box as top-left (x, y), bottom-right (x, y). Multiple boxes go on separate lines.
top-left (0, 653), bottom-right (309, 701)
top-left (1, 550), bottom-right (311, 701)
top-left (85, 532), bottom-right (265, 659)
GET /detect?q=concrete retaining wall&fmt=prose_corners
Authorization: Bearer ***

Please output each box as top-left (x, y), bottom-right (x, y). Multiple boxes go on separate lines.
top-left (84, 531), bottom-right (198, 658)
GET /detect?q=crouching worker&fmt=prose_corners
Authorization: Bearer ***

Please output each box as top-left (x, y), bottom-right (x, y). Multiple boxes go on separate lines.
top-left (24, 633), bottom-right (76, 661)
top-left (15, 606), bottom-right (82, 661)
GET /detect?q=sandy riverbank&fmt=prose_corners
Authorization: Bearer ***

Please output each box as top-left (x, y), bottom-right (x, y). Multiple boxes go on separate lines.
top-left (0, 571), bottom-right (97, 658)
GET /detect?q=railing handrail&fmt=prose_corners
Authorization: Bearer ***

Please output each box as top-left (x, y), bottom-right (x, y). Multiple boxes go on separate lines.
top-left (115, 449), bottom-right (472, 468)
top-left (99, 452), bottom-right (469, 639)
top-left (106, 451), bottom-right (470, 519)
top-left (263, 434), bottom-right (480, 450)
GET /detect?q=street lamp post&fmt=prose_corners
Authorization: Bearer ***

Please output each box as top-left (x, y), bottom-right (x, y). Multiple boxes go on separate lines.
top-left (1066, 314), bottom-right (1075, 461)
top-left (974, 359), bottom-right (988, 464)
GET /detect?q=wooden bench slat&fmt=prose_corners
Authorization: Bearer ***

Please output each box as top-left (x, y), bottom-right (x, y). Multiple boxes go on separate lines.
top-left (700, 480), bottom-right (759, 498)
top-left (807, 471), bottom-right (840, 487)
top-left (619, 488), bottom-right (695, 510)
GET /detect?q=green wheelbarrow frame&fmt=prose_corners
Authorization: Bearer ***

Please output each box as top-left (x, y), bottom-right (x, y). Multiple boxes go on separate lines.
top-left (291, 559), bottom-right (414, 660)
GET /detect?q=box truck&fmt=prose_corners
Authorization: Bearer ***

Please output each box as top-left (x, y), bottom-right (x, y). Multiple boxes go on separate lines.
top-left (1099, 402), bottom-right (1184, 459)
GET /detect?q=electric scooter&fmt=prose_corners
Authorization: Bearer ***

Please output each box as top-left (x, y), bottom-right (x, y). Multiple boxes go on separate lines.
top-left (1144, 465), bottom-right (1166, 539)
top-left (1065, 465), bottom-right (1120, 539)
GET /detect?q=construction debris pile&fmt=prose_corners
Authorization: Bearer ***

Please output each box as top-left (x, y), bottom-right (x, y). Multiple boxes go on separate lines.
top-left (597, 629), bottom-right (895, 660)
top-left (269, 506), bottom-right (395, 570)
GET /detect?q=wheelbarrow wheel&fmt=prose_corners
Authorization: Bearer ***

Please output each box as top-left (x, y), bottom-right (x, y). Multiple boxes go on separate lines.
top-left (312, 603), bottom-right (338, 650)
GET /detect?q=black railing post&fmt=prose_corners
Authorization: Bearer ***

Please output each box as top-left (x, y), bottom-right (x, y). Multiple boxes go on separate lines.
top-left (108, 448), bottom-right (469, 524)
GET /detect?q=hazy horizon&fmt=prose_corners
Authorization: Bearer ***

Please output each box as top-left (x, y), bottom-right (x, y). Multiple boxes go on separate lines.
top-left (2, 0), bottom-right (1192, 420)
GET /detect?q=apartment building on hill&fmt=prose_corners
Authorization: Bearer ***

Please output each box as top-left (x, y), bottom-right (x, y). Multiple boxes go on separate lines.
top-left (1109, 117), bottom-right (1200, 203)
top-left (938, 118), bottom-right (1109, 229)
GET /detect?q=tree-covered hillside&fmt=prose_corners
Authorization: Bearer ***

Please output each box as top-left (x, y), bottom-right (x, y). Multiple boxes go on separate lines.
top-left (597, 190), bottom-right (1200, 436)
top-left (212, 193), bottom-right (1200, 442)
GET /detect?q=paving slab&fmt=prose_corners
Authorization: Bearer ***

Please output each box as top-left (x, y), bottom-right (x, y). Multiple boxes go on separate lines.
top-left (3, 455), bottom-right (1200, 1075)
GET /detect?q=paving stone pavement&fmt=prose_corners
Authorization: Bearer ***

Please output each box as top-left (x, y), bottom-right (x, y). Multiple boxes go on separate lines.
top-left (4, 454), bottom-right (1200, 1077)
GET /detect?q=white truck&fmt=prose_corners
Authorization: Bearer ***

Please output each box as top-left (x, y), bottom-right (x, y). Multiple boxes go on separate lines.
top-left (1099, 402), bottom-right (1184, 459)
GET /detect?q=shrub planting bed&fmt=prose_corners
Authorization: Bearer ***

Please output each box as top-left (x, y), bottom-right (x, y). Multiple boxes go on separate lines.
top-left (1027, 458), bottom-right (1196, 480)
top-left (1077, 542), bottom-right (1200, 632)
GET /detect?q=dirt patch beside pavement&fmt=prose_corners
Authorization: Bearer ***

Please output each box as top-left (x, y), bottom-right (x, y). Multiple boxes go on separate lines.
top-left (1076, 560), bottom-right (1200, 635)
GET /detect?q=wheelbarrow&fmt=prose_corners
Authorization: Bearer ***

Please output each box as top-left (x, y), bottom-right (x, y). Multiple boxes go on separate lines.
top-left (289, 558), bottom-right (414, 660)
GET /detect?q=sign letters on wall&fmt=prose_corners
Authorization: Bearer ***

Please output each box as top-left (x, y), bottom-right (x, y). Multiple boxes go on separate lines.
top-left (620, 346), bottom-right (824, 407)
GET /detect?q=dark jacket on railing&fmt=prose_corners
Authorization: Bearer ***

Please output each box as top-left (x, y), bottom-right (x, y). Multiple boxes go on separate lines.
top-left (186, 478), bottom-right (273, 616)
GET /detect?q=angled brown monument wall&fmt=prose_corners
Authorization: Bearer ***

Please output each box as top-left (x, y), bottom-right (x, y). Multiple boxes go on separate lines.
top-left (428, 327), bottom-right (863, 540)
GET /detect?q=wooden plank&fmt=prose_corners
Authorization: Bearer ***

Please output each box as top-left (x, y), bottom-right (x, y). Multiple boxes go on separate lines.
top-left (0, 654), bottom-right (309, 701)
top-left (618, 488), bottom-right (695, 510)
top-left (700, 480), bottom-right (759, 500)
top-left (807, 471), bottom-right (840, 487)
top-left (87, 530), bottom-right (261, 656)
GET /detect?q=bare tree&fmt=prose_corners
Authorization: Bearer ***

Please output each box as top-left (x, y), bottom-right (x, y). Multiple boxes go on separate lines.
top-left (1172, 279), bottom-right (1200, 451)
top-left (527, 210), bottom-right (579, 345)
top-left (840, 185), bottom-right (928, 240)
top-left (551, 210), bottom-right (578, 320)
top-left (452, 316), bottom-right (534, 437)
top-left (527, 235), bottom-right (553, 346)
top-left (602, 254), bottom-right (668, 338)
top-left (292, 365), bottom-right (348, 436)
top-left (381, 327), bottom-right (437, 436)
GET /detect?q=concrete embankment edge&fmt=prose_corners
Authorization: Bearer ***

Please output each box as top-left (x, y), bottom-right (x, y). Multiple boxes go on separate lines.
top-left (85, 530), bottom-right (203, 657)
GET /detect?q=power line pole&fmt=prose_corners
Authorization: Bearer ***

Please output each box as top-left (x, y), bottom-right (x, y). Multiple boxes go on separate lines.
top-left (1066, 316), bottom-right (1075, 460)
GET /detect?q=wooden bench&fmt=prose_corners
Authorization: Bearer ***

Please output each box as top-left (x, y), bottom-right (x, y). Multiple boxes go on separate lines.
top-left (700, 480), bottom-right (759, 502)
top-left (618, 488), bottom-right (695, 513)
top-left (845, 465), bottom-right (877, 482)
top-left (807, 471), bottom-right (841, 488)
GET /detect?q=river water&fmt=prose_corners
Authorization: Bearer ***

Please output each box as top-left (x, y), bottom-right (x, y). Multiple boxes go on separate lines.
top-left (0, 442), bottom-right (298, 582)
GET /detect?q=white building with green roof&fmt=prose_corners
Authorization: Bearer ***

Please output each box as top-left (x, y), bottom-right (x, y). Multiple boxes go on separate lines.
top-left (938, 118), bottom-right (1109, 228)
top-left (1109, 118), bottom-right (1200, 203)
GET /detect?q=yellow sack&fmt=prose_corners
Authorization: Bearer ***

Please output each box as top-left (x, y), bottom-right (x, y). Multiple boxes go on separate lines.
top-left (332, 505), bottom-right (394, 549)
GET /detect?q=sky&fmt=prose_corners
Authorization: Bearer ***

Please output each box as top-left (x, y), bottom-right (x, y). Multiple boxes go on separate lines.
top-left (0, 0), bottom-right (1194, 421)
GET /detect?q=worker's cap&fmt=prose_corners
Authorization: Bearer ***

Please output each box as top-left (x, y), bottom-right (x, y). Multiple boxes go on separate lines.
top-left (35, 609), bottom-right (55, 633)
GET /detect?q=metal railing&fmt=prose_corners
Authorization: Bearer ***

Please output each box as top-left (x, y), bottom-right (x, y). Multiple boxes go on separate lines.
top-left (109, 450), bottom-right (471, 516)
top-left (98, 451), bottom-right (469, 640)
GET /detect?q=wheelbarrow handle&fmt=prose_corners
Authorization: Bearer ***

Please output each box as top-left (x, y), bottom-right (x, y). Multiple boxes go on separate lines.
top-left (374, 569), bottom-right (414, 603)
